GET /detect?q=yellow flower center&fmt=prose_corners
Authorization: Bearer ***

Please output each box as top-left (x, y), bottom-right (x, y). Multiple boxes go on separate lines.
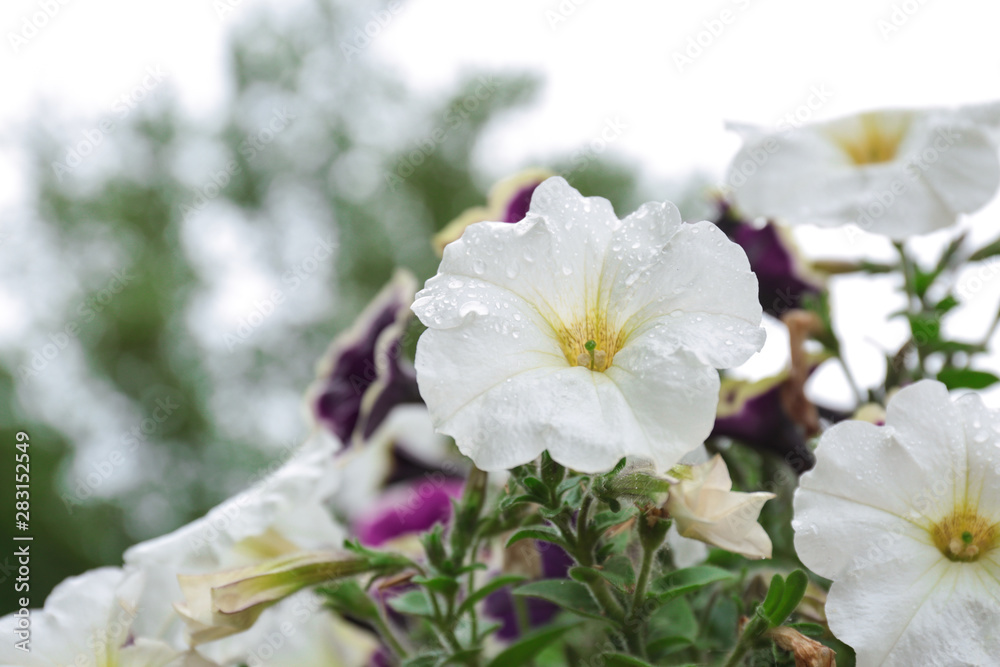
top-left (930, 507), bottom-right (1000, 563)
top-left (555, 310), bottom-right (626, 372)
top-left (826, 112), bottom-right (911, 166)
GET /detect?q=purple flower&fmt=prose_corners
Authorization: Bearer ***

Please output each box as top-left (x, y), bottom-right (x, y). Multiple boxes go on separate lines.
top-left (308, 270), bottom-right (422, 445)
top-left (354, 477), bottom-right (465, 547)
top-left (482, 539), bottom-right (575, 640)
top-left (713, 201), bottom-right (823, 319)
top-left (712, 363), bottom-right (828, 472)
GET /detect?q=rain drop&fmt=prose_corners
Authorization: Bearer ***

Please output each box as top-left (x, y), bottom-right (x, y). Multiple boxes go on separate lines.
top-left (459, 301), bottom-right (489, 318)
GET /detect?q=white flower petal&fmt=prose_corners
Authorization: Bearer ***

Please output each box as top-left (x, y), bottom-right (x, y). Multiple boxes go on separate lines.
top-left (793, 379), bottom-right (1000, 665)
top-left (957, 392), bottom-right (1000, 519)
top-left (604, 215), bottom-right (765, 369)
top-left (413, 178), bottom-right (764, 473)
top-left (425, 179), bottom-right (616, 325)
top-left (666, 523), bottom-right (709, 568)
top-left (605, 345), bottom-right (720, 469)
top-left (727, 105), bottom-right (1000, 239)
top-left (826, 556), bottom-right (1000, 666)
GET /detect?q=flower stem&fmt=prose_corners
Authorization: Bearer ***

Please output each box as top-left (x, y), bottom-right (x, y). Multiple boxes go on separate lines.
top-left (372, 607), bottom-right (408, 659)
top-left (895, 240), bottom-right (929, 379)
top-left (631, 538), bottom-right (654, 614)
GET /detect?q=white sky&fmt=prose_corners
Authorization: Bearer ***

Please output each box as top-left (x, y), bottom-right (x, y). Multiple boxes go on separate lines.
top-left (5, 0), bottom-right (1000, 411)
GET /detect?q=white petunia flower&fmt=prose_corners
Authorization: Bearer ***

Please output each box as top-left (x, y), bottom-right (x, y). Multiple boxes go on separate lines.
top-left (666, 454), bottom-right (775, 559)
top-left (725, 104), bottom-right (1000, 239)
top-left (793, 380), bottom-right (1000, 666)
top-left (0, 567), bottom-right (215, 667)
top-left (412, 177), bottom-right (765, 473)
top-left (124, 433), bottom-right (350, 664)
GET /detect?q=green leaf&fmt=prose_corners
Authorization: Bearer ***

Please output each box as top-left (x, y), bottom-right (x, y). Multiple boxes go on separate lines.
top-left (555, 476), bottom-right (585, 497)
top-left (513, 580), bottom-right (609, 623)
top-left (498, 493), bottom-right (539, 512)
top-left (401, 654), bottom-right (445, 667)
top-left (647, 597), bottom-right (697, 643)
top-left (317, 580), bottom-right (379, 621)
top-left (412, 575), bottom-right (459, 597)
top-left (788, 622), bottom-right (827, 637)
top-left (649, 565), bottom-right (734, 603)
top-left (522, 476), bottom-right (549, 500)
top-left (457, 575), bottom-right (526, 617)
top-left (969, 236), bottom-right (1000, 262)
top-left (505, 526), bottom-right (566, 549)
top-left (933, 294), bottom-right (960, 314)
top-left (761, 574), bottom-right (785, 619)
top-left (386, 590), bottom-right (434, 617)
top-left (592, 507), bottom-right (636, 534)
top-left (937, 368), bottom-right (1000, 390)
top-left (485, 622), bottom-right (580, 667)
top-left (907, 313), bottom-right (941, 346)
top-left (646, 636), bottom-right (695, 658)
top-left (598, 654), bottom-right (657, 667)
top-left (913, 267), bottom-right (935, 299)
top-left (441, 648), bottom-right (482, 666)
top-left (768, 569), bottom-right (808, 626)
top-left (934, 232), bottom-right (967, 273)
top-left (593, 555), bottom-right (636, 591)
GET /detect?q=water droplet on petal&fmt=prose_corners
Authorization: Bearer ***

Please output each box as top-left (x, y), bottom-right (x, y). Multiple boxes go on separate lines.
top-left (459, 301), bottom-right (489, 318)
top-left (472, 259), bottom-right (486, 275)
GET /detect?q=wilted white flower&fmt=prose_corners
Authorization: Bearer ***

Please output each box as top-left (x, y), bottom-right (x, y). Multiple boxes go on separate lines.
top-left (726, 104), bottom-right (1000, 239)
top-left (413, 177), bottom-right (765, 473)
top-left (0, 567), bottom-right (215, 667)
top-left (665, 454), bottom-right (775, 559)
top-left (794, 380), bottom-right (1000, 666)
top-left (124, 434), bottom-right (348, 664)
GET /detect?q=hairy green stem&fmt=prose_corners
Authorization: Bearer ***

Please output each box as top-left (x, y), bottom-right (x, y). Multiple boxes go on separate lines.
top-left (372, 607), bottom-right (408, 659)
